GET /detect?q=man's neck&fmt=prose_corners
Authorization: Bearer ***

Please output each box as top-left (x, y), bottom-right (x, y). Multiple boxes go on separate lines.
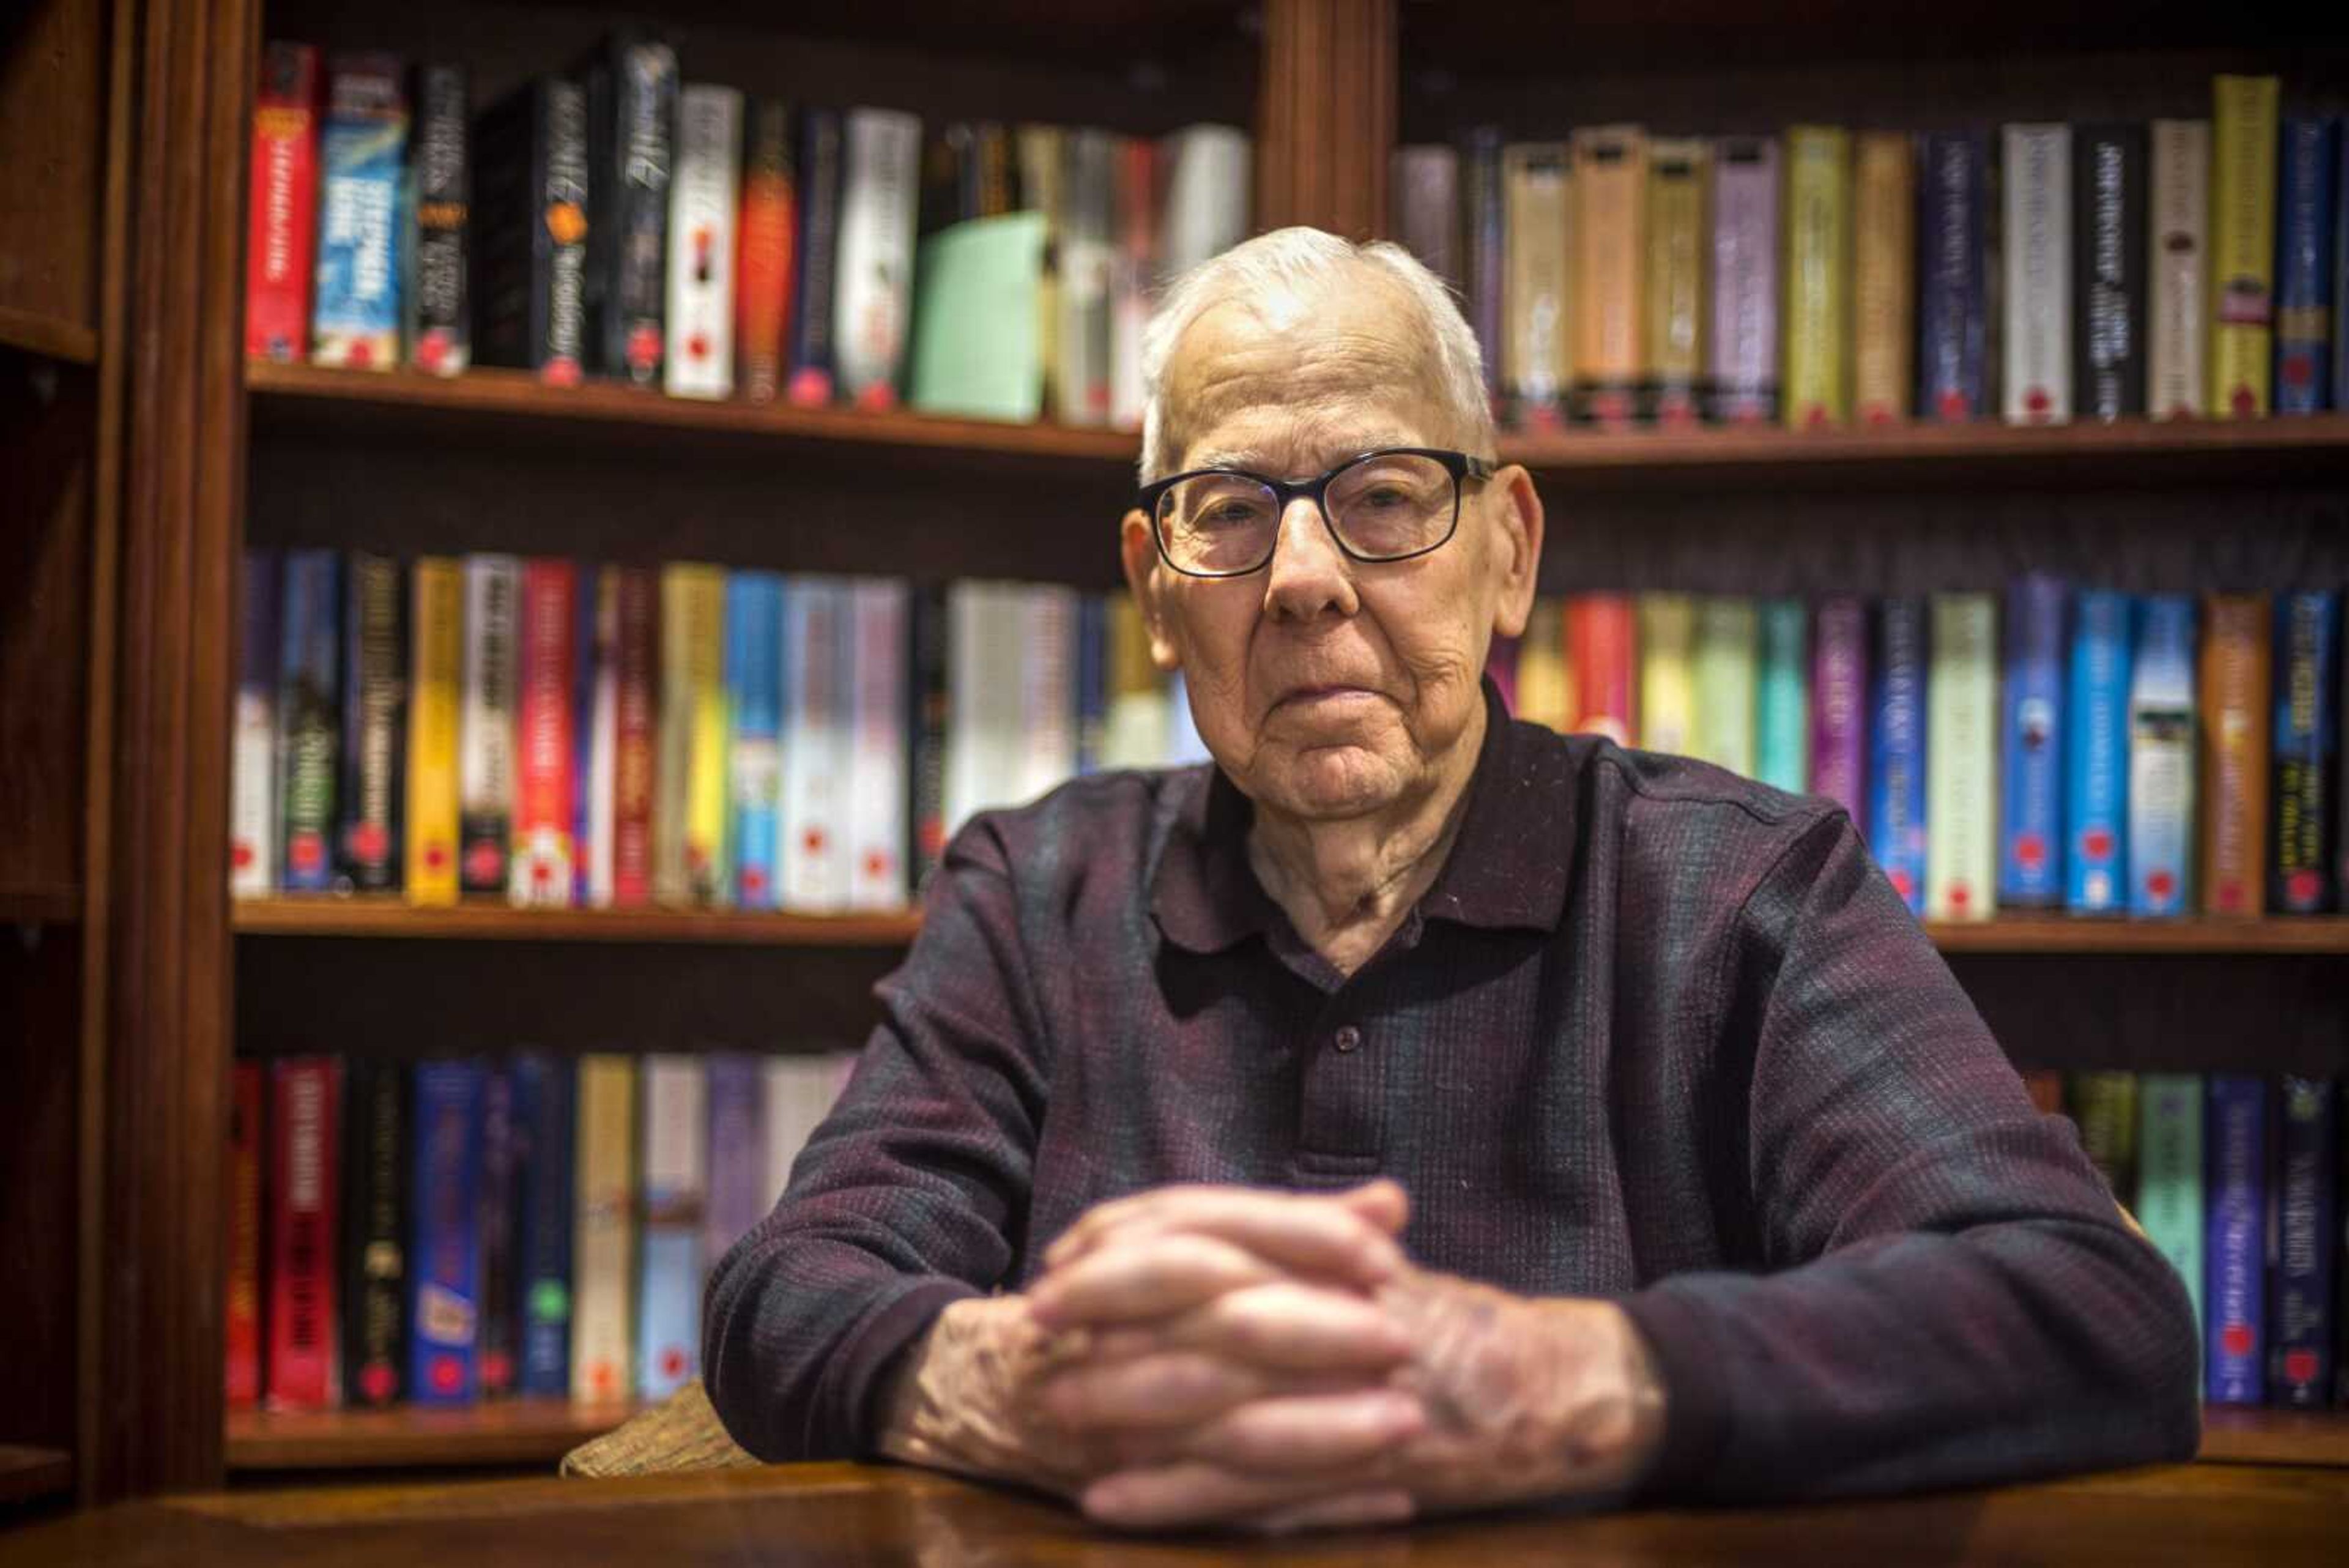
top-left (1245, 702), bottom-right (1486, 976)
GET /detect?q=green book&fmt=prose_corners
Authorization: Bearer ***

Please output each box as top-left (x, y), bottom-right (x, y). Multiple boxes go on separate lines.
top-left (2069, 1070), bottom-right (2140, 1200)
top-left (1690, 596), bottom-right (1757, 777)
top-left (2135, 1073), bottom-right (2205, 1345)
top-left (1755, 598), bottom-right (1809, 793)
top-left (908, 212), bottom-right (1048, 423)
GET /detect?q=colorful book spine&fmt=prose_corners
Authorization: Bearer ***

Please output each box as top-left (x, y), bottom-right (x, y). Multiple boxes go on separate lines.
top-left (232, 551), bottom-right (282, 897)
top-left (2068, 1071), bottom-right (2139, 1198)
top-left (2066, 590), bottom-right (2132, 913)
top-left (408, 1060), bottom-right (484, 1405)
top-left (907, 582), bottom-right (951, 889)
top-left (2199, 595), bottom-right (2273, 916)
top-left (737, 99), bottom-right (798, 404)
top-left (571, 1053), bottom-right (637, 1403)
top-left (581, 34), bottom-right (675, 385)
top-left (311, 54), bottom-right (406, 370)
top-left (478, 1069), bottom-right (517, 1399)
top-left (1108, 135), bottom-right (1157, 431)
top-left (404, 558), bottom-right (462, 904)
top-left (1462, 126), bottom-right (1506, 412)
top-left (459, 554), bottom-right (519, 894)
top-left (1927, 593), bottom-right (1997, 921)
top-left (337, 554), bottom-right (404, 894)
top-left (267, 1057), bottom-right (342, 1410)
top-left (1645, 139), bottom-right (1707, 426)
top-left (2073, 124), bottom-right (2147, 420)
top-left (1869, 598), bottom-right (1929, 913)
top-left (636, 1055), bottom-right (708, 1400)
top-left (571, 565), bottom-right (601, 906)
top-left (1055, 128), bottom-right (1116, 426)
top-left (666, 84), bottom-right (743, 399)
top-left (2148, 121), bottom-right (2210, 418)
top-left (2001, 124), bottom-right (2073, 425)
top-left (278, 551), bottom-right (341, 893)
top-left (1782, 127), bottom-right (1850, 429)
top-left (1916, 132), bottom-right (1988, 421)
top-left (656, 564), bottom-right (726, 905)
top-left (245, 42), bottom-right (320, 362)
top-left (1754, 599), bottom-right (1808, 794)
top-left (1809, 598), bottom-right (1867, 821)
top-left (1075, 592), bottom-right (1108, 775)
top-left (1567, 595), bottom-right (1636, 746)
top-left (340, 1060), bottom-right (408, 1408)
top-left (513, 560), bottom-right (576, 906)
top-left (2021, 1071), bottom-right (2064, 1117)
top-left (1851, 132), bottom-right (1913, 426)
top-left (612, 567), bottom-right (657, 907)
top-left (226, 1063), bottom-right (264, 1408)
top-left (1707, 136), bottom-right (1779, 424)
top-left (1691, 598), bottom-right (1757, 777)
top-left (1514, 600), bottom-right (1571, 733)
top-left (1999, 573), bottom-right (2066, 907)
top-left (471, 78), bottom-right (589, 384)
top-left (1635, 593), bottom-right (1694, 756)
top-left (2204, 1075), bottom-right (2268, 1405)
top-left (1570, 125), bottom-right (1647, 426)
top-left (2271, 1077), bottom-right (2338, 1406)
top-left (703, 1053), bottom-right (769, 1264)
top-left (2272, 591), bottom-right (2341, 913)
top-left (726, 571), bottom-right (784, 910)
top-left (2210, 75), bottom-right (2282, 417)
top-left (405, 64), bottom-right (469, 374)
top-left (847, 578), bottom-right (910, 910)
top-left (786, 108), bottom-right (845, 406)
top-left (2136, 1074), bottom-right (2205, 1339)
top-left (1500, 141), bottom-right (1571, 429)
top-left (510, 1052), bottom-right (574, 1398)
top-left (782, 578), bottom-right (852, 910)
top-left (2129, 595), bottom-right (2198, 917)
top-left (2274, 116), bottom-right (2339, 414)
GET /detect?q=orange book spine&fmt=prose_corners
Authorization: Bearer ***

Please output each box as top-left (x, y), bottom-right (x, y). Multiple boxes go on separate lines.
top-left (1571, 127), bottom-right (1648, 426)
top-left (736, 100), bottom-right (798, 404)
top-left (1567, 594), bottom-right (1637, 745)
top-left (2198, 594), bottom-right (2271, 915)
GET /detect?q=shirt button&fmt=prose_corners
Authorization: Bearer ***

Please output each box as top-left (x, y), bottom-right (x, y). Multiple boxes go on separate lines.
top-left (1332, 1026), bottom-right (1361, 1053)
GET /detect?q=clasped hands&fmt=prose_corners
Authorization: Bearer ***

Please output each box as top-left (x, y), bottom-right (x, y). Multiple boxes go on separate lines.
top-left (878, 1180), bottom-right (1666, 1535)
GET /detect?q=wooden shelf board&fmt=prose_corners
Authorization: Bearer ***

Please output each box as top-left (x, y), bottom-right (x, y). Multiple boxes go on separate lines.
top-left (0, 886), bottom-right (82, 925)
top-left (1927, 918), bottom-right (2349, 956)
top-left (0, 1444), bottom-right (72, 1506)
top-left (232, 896), bottom-right (924, 947)
top-left (225, 1399), bottom-right (640, 1471)
top-left (2198, 1408), bottom-right (2349, 1468)
top-left (0, 307), bottom-right (98, 366)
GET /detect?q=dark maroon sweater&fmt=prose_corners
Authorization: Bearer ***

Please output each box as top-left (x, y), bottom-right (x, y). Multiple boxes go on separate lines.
top-left (703, 687), bottom-right (2201, 1500)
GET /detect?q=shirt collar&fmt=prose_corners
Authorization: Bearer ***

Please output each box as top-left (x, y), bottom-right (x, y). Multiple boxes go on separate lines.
top-left (1148, 678), bottom-right (1575, 954)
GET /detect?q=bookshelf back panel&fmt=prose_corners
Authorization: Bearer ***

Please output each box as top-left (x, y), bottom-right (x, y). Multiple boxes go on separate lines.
top-left (1962, 953), bottom-right (2349, 1078)
top-left (0, 360), bottom-right (92, 895)
top-left (0, 934), bottom-right (82, 1455)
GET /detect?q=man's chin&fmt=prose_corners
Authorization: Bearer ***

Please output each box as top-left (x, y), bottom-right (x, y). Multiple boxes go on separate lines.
top-left (1254, 745), bottom-right (1405, 821)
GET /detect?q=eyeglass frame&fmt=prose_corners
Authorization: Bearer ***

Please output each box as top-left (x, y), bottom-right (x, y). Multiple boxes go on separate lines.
top-left (1136, 447), bottom-right (1499, 579)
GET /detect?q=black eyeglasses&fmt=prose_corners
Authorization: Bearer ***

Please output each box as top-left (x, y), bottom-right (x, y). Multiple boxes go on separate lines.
top-left (1138, 447), bottom-right (1496, 579)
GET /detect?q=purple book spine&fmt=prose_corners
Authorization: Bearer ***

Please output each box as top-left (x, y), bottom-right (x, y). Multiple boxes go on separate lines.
top-left (1809, 598), bottom-right (1868, 821)
top-left (2204, 1074), bottom-right (2268, 1405)
top-left (1708, 137), bottom-right (1781, 424)
top-left (2270, 1076), bottom-right (2337, 1406)
top-left (1463, 126), bottom-right (1505, 412)
top-left (702, 1052), bottom-right (769, 1265)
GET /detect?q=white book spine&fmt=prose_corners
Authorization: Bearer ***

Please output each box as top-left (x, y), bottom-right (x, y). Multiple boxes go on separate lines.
top-left (846, 579), bottom-right (909, 909)
top-left (761, 1055), bottom-right (839, 1208)
top-left (833, 107), bottom-right (922, 407)
top-left (460, 554), bottom-right (519, 860)
top-left (231, 684), bottom-right (277, 897)
top-left (640, 1055), bottom-right (708, 1205)
top-left (664, 85), bottom-right (743, 399)
top-left (1159, 124), bottom-right (1250, 275)
top-left (2001, 124), bottom-right (2073, 425)
top-left (1018, 585), bottom-right (1080, 803)
top-left (586, 578), bottom-right (620, 906)
top-left (1056, 129), bottom-right (1116, 429)
top-left (781, 578), bottom-right (850, 910)
top-left (943, 581), bottom-right (992, 837)
top-left (1926, 593), bottom-right (2000, 921)
top-left (2148, 119), bottom-right (2210, 419)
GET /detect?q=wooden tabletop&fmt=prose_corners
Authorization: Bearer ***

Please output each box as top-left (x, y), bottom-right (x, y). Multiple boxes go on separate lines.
top-left (9, 1460), bottom-right (2349, 1566)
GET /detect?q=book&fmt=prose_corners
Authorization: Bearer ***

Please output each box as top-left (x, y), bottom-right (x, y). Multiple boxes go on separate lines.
top-left (737, 100), bottom-right (797, 404)
top-left (1463, 126), bottom-right (1506, 413)
top-left (612, 568), bottom-right (658, 907)
top-left (1501, 142), bottom-right (1572, 429)
top-left (1017, 125), bottom-right (1065, 418)
top-left (1157, 122), bottom-right (1250, 274)
top-left (571, 568), bottom-right (599, 905)
top-left (2210, 75), bottom-right (2282, 417)
top-left (1567, 595), bottom-right (1636, 746)
top-left (2129, 595), bottom-right (2198, 918)
top-left (578, 32), bottom-right (675, 385)
top-left (2199, 595), bottom-right (2271, 916)
top-left (1999, 573), bottom-right (2066, 908)
top-left (944, 581), bottom-right (1019, 834)
top-left (247, 42), bottom-right (321, 362)
top-left (312, 54), bottom-right (406, 370)
top-left (2136, 1073), bottom-right (2205, 1337)
top-left (1809, 598), bottom-right (1867, 821)
top-left (407, 1061), bottom-right (484, 1405)
top-left (405, 64), bottom-right (469, 374)
top-left (471, 77), bottom-right (590, 385)
top-left (1056, 128), bottom-right (1116, 426)
top-left (1636, 594), bottom-right (1694, 756)
top-left (1691, 598), bottom-right (1757, 776)
top-left (1015, 587), bottom-right (1080, 804)
top-left (278, 551), bottom-right (341, 894)
top-left (1707, 136), bottom-right (1779, 424)
top-left (1754, 599), bottom-right (1808, 794)
top-left (703, 1053), bottom-right (768, 1263)
top-left (478, 1069), bottom-right (517, 1398)
top-left (572, 1053), bottom-right (637, 1404)
top-left (510, 1053), bottom-right (574, 1398)
top-left (656, 564), bottom-right (727, 905)
top-left (636, 1055), bottom-right (708, 1400)
top-left (512, 560), bottom-right (576, 906)
top-left (1075, 594), bottom-right (1108, 774)
top-left (336, 555), bottom-right (404, 894)
top-left (787, 108), bottom-right (845, 406)
top-left (1851, 132), bottom-right (1913, 426)
top-left (2001, 124), bottom-right (2073, 425)
top-left (2022, 1071), bottom-right (2064, 1117)
top-left (1392, 144), bottom-right (1460, 288)
top-left (907, 583), bottom-right (952, 886)
top-left (1782, 127), bottom-right (1849, 429)
top-left (847, 578), bottom-right (910, 909)
top-left (1917, 132), bottom-right (1989, 421)
top-left (2147, 121), bottom-right (2210, 419)
top-left (2073, 124), bottom-right (2146, 421)
top-left (1167, 673), bottom-right (1211, 765)
top-left (763, 1054), bottom-right (847, 1211)
top-left (2066, 590), bottom-right (2132, 913)
top-left (2274, 116), bottom-right (2339, 414)
top-left (340, 1060), bottom-right (408, 1408)
top-left (1927, 593), bottom-right (1997, 921)
top-left (1108, 136), bottom-right (1156, 431)
top-left (459, 554), bottom-right (519, 895)
top-left (1645, 138), bottom-right (1707, 426)
top-left (2272, 591), bottom-right (2340, 913)
top-left (782, 577), bottom-right (852, 910)
top-left (2067, 1071), bottom-right (2138, 1198)
top-left (1571, 126), bottom-right (1646, 426)
top-left (664, 84), bottom-right (743, 399)
top-left (725, 571), bottom-right (784, 910)
top-left (225, 1062), bottom-right (264, 1408)
top-left (2204, 1074), bottom-right (2268, 1405)
top-left (2339, 127), bottom-right (2349, 417)
top-left (405, 558), bottom-right (462, 904)
top-left (1513, 599), bottom-right (1571, 734)
top-left (267, 1057), bottom-right (342, 1410)
top-left (1869, 598), bottom-right (1929, 913)
top-left (2271, 1077), bottom-right (2338, 1406)
top-left (232, 551), bottom-right (281, 897)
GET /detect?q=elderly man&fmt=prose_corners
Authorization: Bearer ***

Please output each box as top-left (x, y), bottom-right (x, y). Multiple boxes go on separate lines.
top-left (704, 228), bottom-right (2199, 1533)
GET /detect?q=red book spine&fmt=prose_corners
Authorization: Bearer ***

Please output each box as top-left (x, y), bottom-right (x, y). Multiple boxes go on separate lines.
top-left (736, 103), bottom-right (797, 404)
top-left (513, 560), bottom-right (578, 906)
top-left (267, 1057), bottom-right (342, 1411)
top-left (225, 1062), bottom-right (265, 1409)
top-left (1567, 594), bottom-right (1638, 746)
top-left (613, 567), bottom-right (658, 906)
top-left (245, 43), bottom-right (320, 362)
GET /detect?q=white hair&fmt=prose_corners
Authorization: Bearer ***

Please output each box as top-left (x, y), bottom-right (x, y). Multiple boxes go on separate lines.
top-left (1137, 226), bottom-right (1494, 483)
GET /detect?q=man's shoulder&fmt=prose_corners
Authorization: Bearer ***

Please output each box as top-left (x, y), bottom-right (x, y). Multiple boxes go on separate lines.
top-left (948, 765), bottom-right (1209, 877)
top-left (1526, 721), bottom-right (1849, 877)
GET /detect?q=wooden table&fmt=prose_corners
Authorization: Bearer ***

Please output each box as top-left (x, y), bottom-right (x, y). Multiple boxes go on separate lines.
top-left (8, 1460), bottom-right (2347, 1565)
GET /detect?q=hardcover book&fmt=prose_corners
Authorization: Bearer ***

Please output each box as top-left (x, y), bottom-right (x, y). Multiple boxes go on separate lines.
top-left (737, 99), bottom-right (798, 404)
top-left (907, 582), bottom-right (952, 887)
top-left (2129, 595), bottom-right (2198, 918)
top-left (1056, 128), bottom-right (1116, 426)
top-left (612, 567), bottom-right (658, 907)
top-left (1755, 599), bottom-right (1808, 794)
top-left (1570, 126), bottom-right (1647, 426)
top-left (267, 1057), bottom-right (342, 1410)
top-left (459, 554), bottom-right (519, 895)
top-left (1869, 598), bottom-right (1929, 913)
top-left (571, 1053), bottom-right (637, 1404)
top-left (338, 553), bottom-right (404, 894)
top-left (786, 108), bottom-right (845, 406)
top-left (1999, 573), bottom-right (2066, 907)
top-left (2067, 1071), bottom-right (2137, 1198)
top-left (409, 1060), bottom-right (484, 1405)
top-left (1644, 138), bottom-right (1707, 426)
top-left (2271, 1076), bottom-right (2338, 1406)
top-left (703, 1053), bottom-right (769, 1264)
top-left (312, 54), bottom-right (407, 370)
top-left (847, 578), bottom-right (910, 909)
top-left (1809, 598), bottom-right (1867, 821)
top-left (232, 550), bottom-right (281, 898)
top-left (2272, 591), bottom-right (2340, 913)
top-left (1782, 127), bottom-right (1850, 429)
top-left (2073, 124), bottom-right (2146, 420)
top-left (1851, 132), bottom-right (1913, 426)
top-left (340, 1060), bottom-right (408, 1408)
top-left (1501, 142), bottom-right (1571, 430)
top-left (478, 1069), bottom-right (518, 1398)
top-left (1513, 600), bottom-right (1570, 734)
top-left (2148, 121), bottom-right (2210, 418)
top-left (1916, 132), bottom-right (1989, 421)
top-left (2001, 124), bottom-right (2073, 425)
top-left (2274, 116), bottom-right (2339, 414)
top-left (2203, 1074), bottom-right (2267, 1405)
top-left (510, 1052), bottom-right (575, 1398)
top-left (246, 42), bottom-right (320, 362)
top-left (666, 84), bottom-right (743, 399)
top-left (635, 1055), bottom-right (708, 1400)
top-left (725, 571), bottom-right (784, 910)
top-left (1462, 126), bottom-right (1506, 412)
top-left (782, 577), bottom-right (852, 910)
top-left (1391, 144), bottom-right (1460, 289)
top-left (2197, 595), bottom-right (2270, 916)
top-left (1927, 593), bottom-right (1998, 921)
top-left (1567, 595), bottom-right (1637, 746)
top-left (2209, 75), bottom-right (2281, 417)
top-left (2136, 1074), bottom-right (2204, 1336)
top-left (405, 558), bottom-right (462, 904)
top-left (405, 64), bottom-right (469, 374)
top-left (277, 551), bottom-right (341, 894)
top-left (472, 78), bottom-right (590, 385)
top-left (2065, 590), bottom-right (2132, 913)
top-left (578, 32), bottom-right (675, 385)
top-left (1707, 136), bottom-right (1779, 424)
top-left (1636, 594), bottom-right (1694, 756)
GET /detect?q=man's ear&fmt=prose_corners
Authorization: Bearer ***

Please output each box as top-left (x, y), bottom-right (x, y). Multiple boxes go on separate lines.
top-left (1119, 509), bottom-right (1182, 671)
top-left (1486, 464), bottom-right (1545, 639)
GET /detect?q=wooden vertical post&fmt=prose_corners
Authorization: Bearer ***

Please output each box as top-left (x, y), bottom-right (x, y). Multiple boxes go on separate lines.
top-left (1255, 0), bottom-right (1398, 239)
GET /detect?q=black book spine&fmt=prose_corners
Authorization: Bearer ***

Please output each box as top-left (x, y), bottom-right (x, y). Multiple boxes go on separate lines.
top-left (2073, 122), bottom-right (2147, 420)
top-left (336, 552), bottom-right (405, 893)
top-left (907, 581), bottom-right (949, 891)
top-left (469, 83), bottom-right (536, 371)
top-left (582, 35), bottom-right (676, 383)
top-left (340, 1061), bottom-right (409, 1408)
top-left (407, 64), bottom-right (470, 373)
top-left (540, 80), bottom-right (590, 384)
top-left (786, 108), bottom-right (844, 403)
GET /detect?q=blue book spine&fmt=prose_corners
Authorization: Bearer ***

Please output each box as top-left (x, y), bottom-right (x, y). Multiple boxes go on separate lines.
top-left (2065, 591), bottom-right (2132, 912)
top-left (1999, 573), bottom-right (2067, 905)
top-left (1869, 597), bottom-right (1929, 912)
top-left (1917, 132), bottom-right (1989, 422)
top-left (2128, 595), bottom-right (2197, 918)
top-left (311, 60), bottom-right (407, 367)
top-left (2336, 128), bottom-right (2349, 414)
top-left (785, 108), bottom-right (844, 404)
top-left (1075, 595), bottom-right (1108, 776)
top-left (2205, 1074), bottom-right (2268, 1405)
top-left (510, 1052), bottom-right (574, 1397)
top-left (477, 1069), bottom-right (518, 1397)
top-left (571, 565), bottom-right (599, 905)
top-left (278, 549), bottom-right (343, 891)
top-left (702, 1053), bottom-right (768, 1266)
top-left (1754, 598), bottom-right (1808, 795)
top-left (2273, 591), bottom-right (2341, 913)
top-left (2271, 1077), bottom-right (2338, 1406)
top-left (409, 1060), bottom-right (486, 1405)
top-left (2275, 117), bottom-right (2339, 415)
top-left (727, 571), bottom-right (784, 909)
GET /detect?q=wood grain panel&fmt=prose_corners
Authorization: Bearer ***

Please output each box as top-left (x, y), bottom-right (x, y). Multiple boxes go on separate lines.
top-left (0, 359), bottom-right (92, 899)
top-left (0, 935), bottom-right (83, 1460)
top-left (0, 0), bottom-right (105, 346)
top-left (225, 1399), bottom-right (639, 1471)
top-left (1257, 0), bottom-right (1394, 236)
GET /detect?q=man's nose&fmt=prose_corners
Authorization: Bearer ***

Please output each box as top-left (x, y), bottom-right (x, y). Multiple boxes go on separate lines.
top-left (1261, 496), bottom-right (1357, 622)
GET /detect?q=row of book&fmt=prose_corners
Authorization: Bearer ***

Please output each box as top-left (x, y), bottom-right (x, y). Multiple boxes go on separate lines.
top-left (1394, 76), bottom-right (2346, 428)
top-left (228, 1050), bottom-right (856, 1411)
top-left (2021, 1071), bottom-right (2343, 1408)
top-left (245, 37), bottom-right (1249, 425)
top-left (1489, 585), bottom-right (2346, 918)
top-left (230, 551), bottom-right (1210, 905)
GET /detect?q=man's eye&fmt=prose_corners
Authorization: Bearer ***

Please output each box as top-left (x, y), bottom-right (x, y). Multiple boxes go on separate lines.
top-left (1203, 503), bottom-right (1262, 527)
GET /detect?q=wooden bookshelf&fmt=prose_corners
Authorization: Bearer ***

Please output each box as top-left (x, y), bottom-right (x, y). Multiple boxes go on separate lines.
top-left (0, 307), bottom-right (98, 366)
top-left (223, 1399), bottom-right (639, 1473)
top-left (1925, 918), bottom-right (2349, 957)
top-left (2198, 1410), bottom-right (2349, 1470)
top-left (0, 1444), bottom-right (73, 1507)
top-left (0, 886), bottom-right (82, 926)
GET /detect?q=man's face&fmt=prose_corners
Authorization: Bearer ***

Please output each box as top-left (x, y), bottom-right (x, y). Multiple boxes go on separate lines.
top-left (1122, 269), bottom-right (1542, 823)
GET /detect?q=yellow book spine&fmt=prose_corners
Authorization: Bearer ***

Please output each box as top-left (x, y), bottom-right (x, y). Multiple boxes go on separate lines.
top-left (570, 1053), bottom-right (639, 1404)
top-left (1852, 132), bottom-right (1913, 425)
top-left (1502, 143), bottom-right (1573, 429)
top-left (1572, 125), bottom-right (1649, 424)
top-left (1691, 596), bottom-right (1759, 776)
top-left (1644, 139), bottom-right (1709, 425)
top-left (682, 567), bottom-right (731, 906)
top-left (1783, 126), bottom-right (1852, 429)
top-left (404, 559), bottom-right (463, 905)
top-left (1636, 593), bottom-right (1696, 755)
top-left (2209, 75), bottom-right (2280, 418)
top-left (1513, 598), bottom-right (1572, 732)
